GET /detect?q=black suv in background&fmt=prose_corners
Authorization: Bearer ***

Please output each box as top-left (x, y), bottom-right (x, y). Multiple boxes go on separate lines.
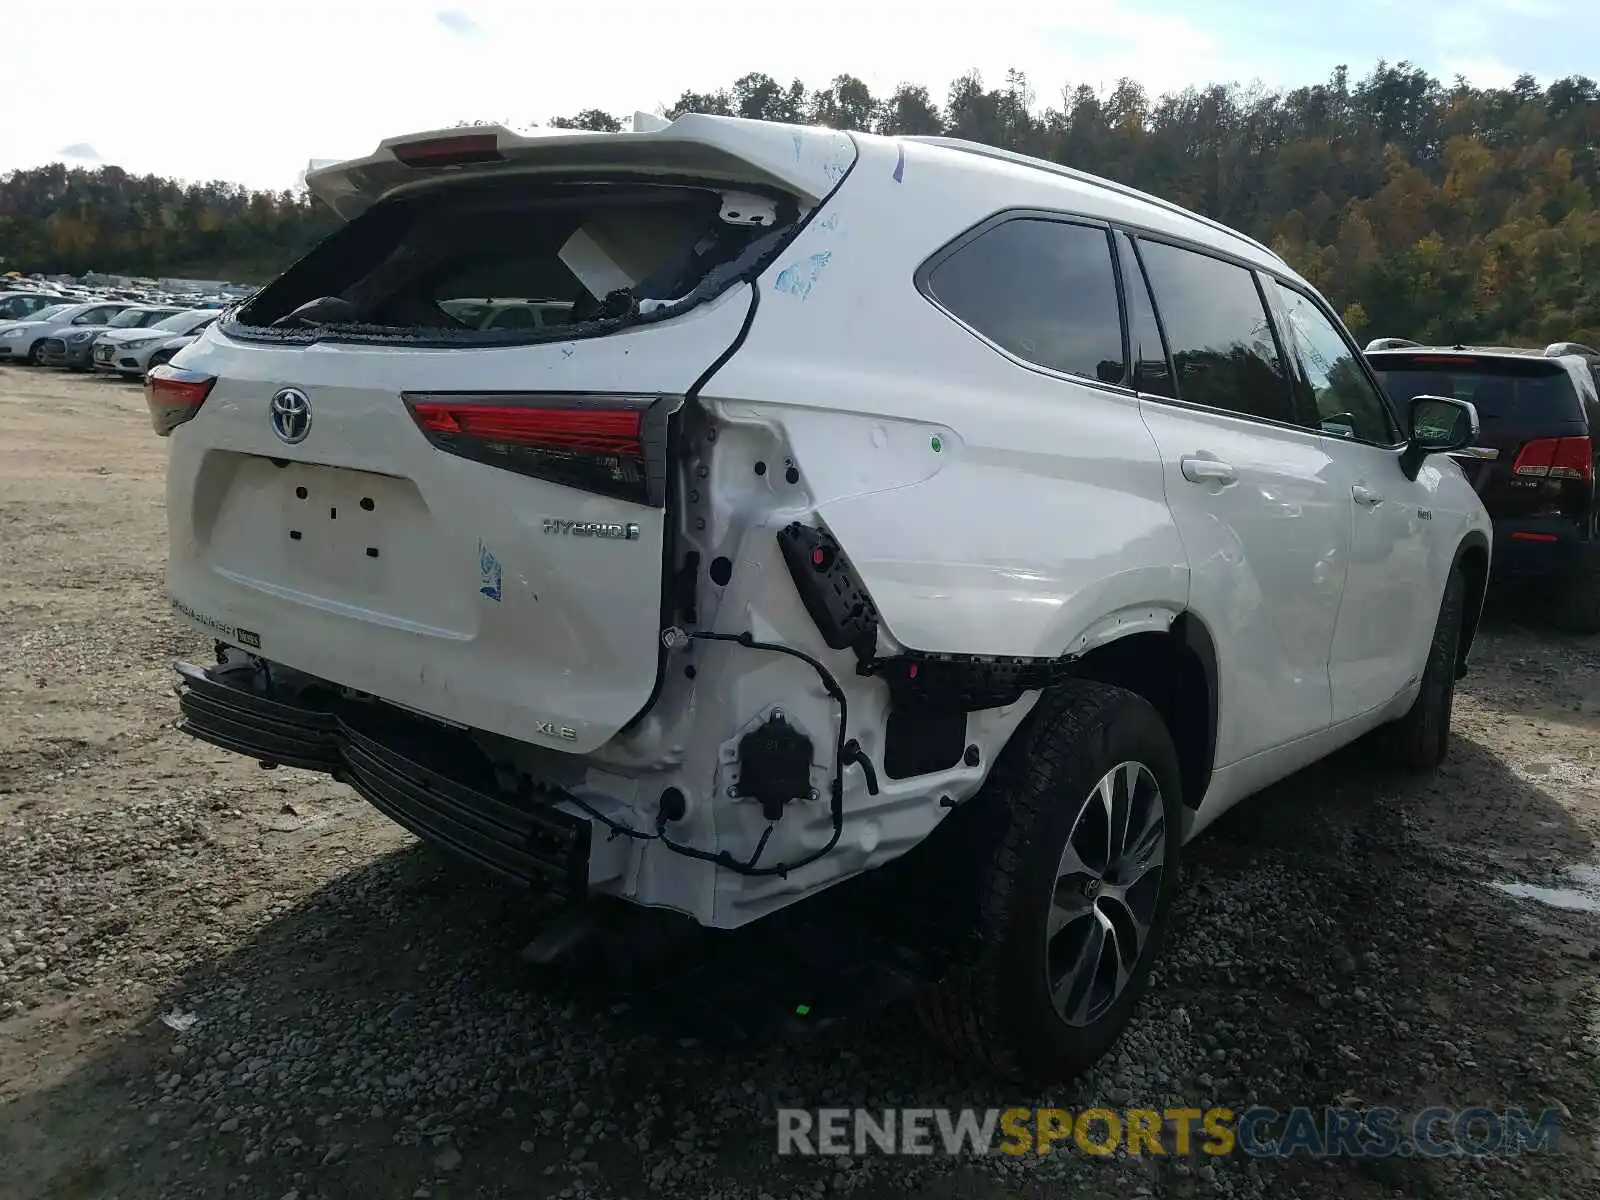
top-left (1367, 339), bottom-right (1600, 632)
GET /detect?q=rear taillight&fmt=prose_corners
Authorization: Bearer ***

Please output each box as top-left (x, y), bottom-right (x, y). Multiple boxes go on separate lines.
top-left (404, 393), bottom-right (670, 506)
top-left (1512, 436), bottom-right (1593, 481)
top-left (145, 365), bottom-right (216, 436)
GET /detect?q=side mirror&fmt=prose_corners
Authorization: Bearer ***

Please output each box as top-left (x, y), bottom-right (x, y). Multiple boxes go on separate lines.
top-left (1400, 395), bottom-right (1479, 480)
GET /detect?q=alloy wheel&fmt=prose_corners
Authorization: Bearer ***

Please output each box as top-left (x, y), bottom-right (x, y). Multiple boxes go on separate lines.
top-left (1045, 760), bottom-right (1166, 1027)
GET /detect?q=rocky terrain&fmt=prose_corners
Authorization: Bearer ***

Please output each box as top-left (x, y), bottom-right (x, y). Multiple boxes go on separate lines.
top-left (2, 367), bottom-right (1598, 1199)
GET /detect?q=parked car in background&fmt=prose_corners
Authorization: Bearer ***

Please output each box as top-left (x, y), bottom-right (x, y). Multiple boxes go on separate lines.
top-left (39, 305), bottom-right (184, 370)
top-left (0, 300), bottom-right (134, 364)
top-left (93, 308), bottom-right (218, 378)
top-left (154, 116), bottom-right (1492, 1087)
top-left (1367, 338), bottom-right (1600, 632)
top-left (0, 290), bottom-right (67, 321)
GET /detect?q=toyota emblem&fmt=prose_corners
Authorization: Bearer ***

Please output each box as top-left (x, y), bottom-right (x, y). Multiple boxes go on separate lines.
top-left (269, 387), bottom-right (312, 445)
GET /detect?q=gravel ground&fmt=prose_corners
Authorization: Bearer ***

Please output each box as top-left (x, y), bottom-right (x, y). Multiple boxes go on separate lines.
top-left (3, 366), bottom-right (1600, 1200)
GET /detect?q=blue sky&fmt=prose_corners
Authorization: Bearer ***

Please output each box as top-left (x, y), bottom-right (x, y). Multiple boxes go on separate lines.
top-left (1, 0), bottom-right (1586, 192)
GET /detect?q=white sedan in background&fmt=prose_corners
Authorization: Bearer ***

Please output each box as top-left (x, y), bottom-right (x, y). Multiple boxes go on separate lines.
top-left (0, 300), bottom-right (135, 363)
top-left (92, 308), bottom-right (220, 379)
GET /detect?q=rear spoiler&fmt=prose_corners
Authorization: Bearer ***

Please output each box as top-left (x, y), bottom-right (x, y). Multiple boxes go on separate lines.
top-left (303, 115), bottom-right (858, 221)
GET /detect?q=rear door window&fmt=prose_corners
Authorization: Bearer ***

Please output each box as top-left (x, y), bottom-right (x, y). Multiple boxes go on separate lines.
top-left (1137, 239), bottom-right (1297, 425)
top-left (1269, 281), bottom-right (1399, 444)
top-left (924, 217), bottom-right (1127, 385)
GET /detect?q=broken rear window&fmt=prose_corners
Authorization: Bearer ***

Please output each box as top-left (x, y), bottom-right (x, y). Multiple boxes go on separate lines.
top-left (231, 179), bottom-right (800, 346)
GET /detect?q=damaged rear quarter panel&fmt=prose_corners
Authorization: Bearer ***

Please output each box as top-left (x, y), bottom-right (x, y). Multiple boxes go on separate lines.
top-left (706, 135), bottom-right (1189, 660)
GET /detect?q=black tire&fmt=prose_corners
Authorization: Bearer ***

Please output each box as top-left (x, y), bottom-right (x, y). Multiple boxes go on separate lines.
top-left (914, 680), bottom-right (1183, 1087)
top-left (1378, 565), bottom-right (1465, 769)
top-left (1549, 568), bottom-right (1600, 635)
top-left (24, 340), bottom-right (45, 365)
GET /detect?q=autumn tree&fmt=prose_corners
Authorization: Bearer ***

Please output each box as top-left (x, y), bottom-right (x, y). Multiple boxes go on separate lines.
top-left (6, 59), bottom-right (1600, 346)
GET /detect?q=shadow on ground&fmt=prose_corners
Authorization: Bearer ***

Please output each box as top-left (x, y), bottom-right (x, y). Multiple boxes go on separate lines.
top-left (4, 731), bottom-right (1598, 1200)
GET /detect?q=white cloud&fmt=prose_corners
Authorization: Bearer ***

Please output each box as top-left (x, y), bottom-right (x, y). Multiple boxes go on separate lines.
top-left (58, 143), bottom-right (101, 162)
top-left (435, 9), bottom-right (484, 38)
top-left (0, 0), bottom-right (1254, 191)
top-left (1440, 58), bottom-right (1523, 88)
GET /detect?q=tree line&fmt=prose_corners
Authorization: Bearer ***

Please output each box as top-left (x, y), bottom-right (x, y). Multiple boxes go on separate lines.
top-left (3, 61), bottom-right (1599, 345)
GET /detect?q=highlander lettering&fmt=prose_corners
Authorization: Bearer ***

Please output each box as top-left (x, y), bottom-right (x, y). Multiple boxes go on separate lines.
top-left (171, 598), bottom-right (237, 640)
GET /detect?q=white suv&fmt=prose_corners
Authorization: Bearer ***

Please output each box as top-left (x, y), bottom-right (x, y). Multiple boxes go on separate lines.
top-left (150, 115), bottom-right (1492, 1084)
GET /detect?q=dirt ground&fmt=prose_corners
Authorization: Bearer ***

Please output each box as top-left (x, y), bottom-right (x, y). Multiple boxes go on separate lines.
top-left (3, 366), bottom-right (1600, 1200)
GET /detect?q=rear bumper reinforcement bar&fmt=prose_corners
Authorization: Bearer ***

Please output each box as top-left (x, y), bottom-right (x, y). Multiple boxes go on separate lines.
top-left (172, 661), bottom-right (591, 897)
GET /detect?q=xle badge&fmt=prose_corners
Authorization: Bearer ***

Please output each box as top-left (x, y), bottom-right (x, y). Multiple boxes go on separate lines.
top-left (543, 519), bottom-right (641, 540)
top-left (535, 719), bottom-right (577, 742)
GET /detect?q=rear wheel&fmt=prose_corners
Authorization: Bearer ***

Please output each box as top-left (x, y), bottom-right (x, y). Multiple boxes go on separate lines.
top-left (1379, 565), bottom-right (1465, 769)
top-left (914, 680), bottom-right (1183, 1087)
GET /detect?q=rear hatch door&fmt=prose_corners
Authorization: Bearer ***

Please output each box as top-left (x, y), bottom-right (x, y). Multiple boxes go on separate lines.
top-left (172, 311), bottom-right (737, 753)
top-left (165, 120), bottom-right (856, 753)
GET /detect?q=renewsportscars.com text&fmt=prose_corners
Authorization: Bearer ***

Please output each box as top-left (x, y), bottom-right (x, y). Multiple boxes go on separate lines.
top-left (776, 1106), bottom-right (1561, 1159)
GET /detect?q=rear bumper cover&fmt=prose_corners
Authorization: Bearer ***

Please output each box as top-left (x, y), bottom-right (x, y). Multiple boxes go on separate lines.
top-left (173, 660), bottom-right (591, 896)
top-left (1490, 517), bottom-right (1600, 582)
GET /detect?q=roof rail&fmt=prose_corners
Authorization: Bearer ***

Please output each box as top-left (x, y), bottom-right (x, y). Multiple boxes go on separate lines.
top-left (1364, 337), bottom-right (1422, 352)
top-left (1544, 341), bottom-right (1600, 358)
top-left (903, 136), bottom-right (1278, 260)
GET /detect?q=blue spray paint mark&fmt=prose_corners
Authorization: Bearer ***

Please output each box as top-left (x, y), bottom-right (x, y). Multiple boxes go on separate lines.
top-left (773, 251), bottom-right (833, 301)
top-left (560, 344), bottom-right (575, 359)
top-left (892, 144), bottom-right (905, 182)
top-left (792, 134), bottom-right (803, 161)
top-left (478, 540), bottom-right (503, 602)
top-left (818, 213), bottom-right (839, 231)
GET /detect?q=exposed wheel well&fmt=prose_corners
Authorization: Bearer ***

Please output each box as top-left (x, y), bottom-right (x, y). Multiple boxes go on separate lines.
top-left (1064, 614), bottom-right (1216, 811)
top-left (1455, 538), bottom-right (1489, 678)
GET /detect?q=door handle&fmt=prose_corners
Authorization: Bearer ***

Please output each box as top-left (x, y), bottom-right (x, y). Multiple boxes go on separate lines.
top-left (1180, 456), bottom-right (1238, 485)
top-left (1352, 484), bottom-right (1385, 506)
